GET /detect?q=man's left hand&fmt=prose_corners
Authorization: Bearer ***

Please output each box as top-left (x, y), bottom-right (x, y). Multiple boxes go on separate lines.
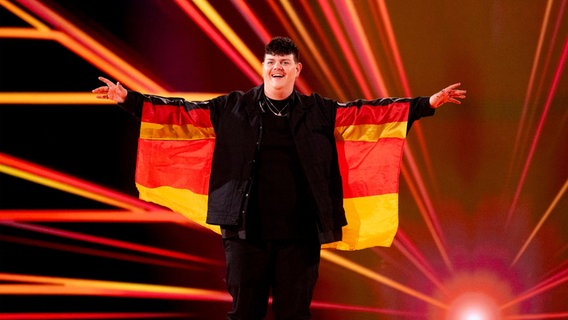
top-left (429, 83), bottom-right (467, 108)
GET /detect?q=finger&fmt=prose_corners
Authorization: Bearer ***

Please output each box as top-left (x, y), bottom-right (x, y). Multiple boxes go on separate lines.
top-left (92, 86), bottom-right (109, 93)
top-left (445, 83), bottom-right (462, 90)
top-left (98, 76), bottom-right (115, 87)
top-left (95, 94), bottom-right (109, 99)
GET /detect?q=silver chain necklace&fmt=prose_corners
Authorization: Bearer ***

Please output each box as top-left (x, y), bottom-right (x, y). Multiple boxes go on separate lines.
top-left (264, 96), bottom-right (289, 117)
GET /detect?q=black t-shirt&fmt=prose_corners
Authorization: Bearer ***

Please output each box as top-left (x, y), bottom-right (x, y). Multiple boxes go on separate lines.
top-left (247, 97), bottom-right (317, 241)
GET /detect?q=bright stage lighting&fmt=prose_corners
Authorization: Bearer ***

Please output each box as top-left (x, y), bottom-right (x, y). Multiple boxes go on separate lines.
top-left (446, 292), bottom-right (501, 320)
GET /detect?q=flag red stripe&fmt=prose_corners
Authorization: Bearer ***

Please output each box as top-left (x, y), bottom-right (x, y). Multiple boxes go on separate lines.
top-left (135, 139), bottom-right (213, 194)
top-left (136, 138), bottom-right (403, 199)
top-left (338, 138), bottom-right (405, 198)
top-left (335, 101), bottom-right (409, 127)
top-left (141, 102), bottom-right (212, 128)
top-left (140, 101), bottom-right (407, 128)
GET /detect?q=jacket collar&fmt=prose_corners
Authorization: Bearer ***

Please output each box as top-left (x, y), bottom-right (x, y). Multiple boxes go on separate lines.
top-left (247, 84), bottom-right (308, 119)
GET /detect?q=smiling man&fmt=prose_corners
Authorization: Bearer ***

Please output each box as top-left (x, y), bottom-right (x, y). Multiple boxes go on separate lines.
top-left (262, 45), bottom-right (302, 100)
top-left (93, 36), bottom-right (465, 320)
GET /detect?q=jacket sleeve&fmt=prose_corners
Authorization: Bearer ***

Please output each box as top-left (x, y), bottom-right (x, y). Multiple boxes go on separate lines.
top-left (335, 95), bottom-right (434, 136)
top-left (118, 90), bottom-right (200, 121)
top-left (407, 96), bottom-right (435, 132)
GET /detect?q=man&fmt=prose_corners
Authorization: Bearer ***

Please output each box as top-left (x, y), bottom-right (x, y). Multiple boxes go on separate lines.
top-left (93, 37), bottom-right (465, 320)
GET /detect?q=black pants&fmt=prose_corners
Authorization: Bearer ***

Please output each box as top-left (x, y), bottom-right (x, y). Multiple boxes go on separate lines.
top-left (223, 238), bottom-right (321, 320)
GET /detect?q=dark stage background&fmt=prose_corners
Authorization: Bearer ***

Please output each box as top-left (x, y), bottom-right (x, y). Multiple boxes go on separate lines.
top-left (1, 1), bottom-right (568, 319)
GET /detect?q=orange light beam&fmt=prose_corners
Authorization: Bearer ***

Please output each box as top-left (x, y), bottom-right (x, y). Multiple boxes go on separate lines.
top-left (334, 0), bottom-right (388, 97)
top-left (321, 250), bottom-right (448, 310)
top-left (0, 92), bottom-right (114, 104)
top-left (317, 0), bottom-right (374, 99)
top-left (0, 273), bottom-right (231, 301)
top-left (1, 221), bottom-right (220, 266)
top-left (505, 312), bottom-right (568, 320)
top-left (229, 0), bottom-right (312, 94)
top-left (278, 0), bottom-right (348, 100)
top-left (372, 0), bottom-right (439, 197)
top-left (0, 209), bottom-right (187, 222)
top-left (375, 0), bottom-right (410, 96)
top-left (297, 0), bottom-right (353, 97)
top-left (0, 152), bottom-right (164, 213)
top-left (501, 268), bottom-right (568, 310)
top-left (393, 230), bottom-right (449, 295)
top-left (0, 26), bottom-right (163, 95)
top-left (402, 148), bottom-right (453, 271)
top-left (190, 0), bottom-right (261, 76)
top-left (0, 0), bottom-right (50, 30)
top-left (0, 92), bottom-right (220, 105)
top-left (0, 312), bottom-right (192, 319)
top-left (17, 0), bottom-right (168, 93)
top-left (230, 0), bottom-right (271, 43)
top-left (311, 300), bottom-right (425, 317)
top-left (509, 0), bottom-right (554, 175)
top-left (521, 0), bottom-right (568, 181)
top-left (506, 34), bottom-right (568, 226)
top-left (528, 265), bottom-right (568, 303)
top-left (174, 0), bottom-right (261, 85)
top-left (0, 27), bottom-right (54, 39)
top-left (0, 234), bottom-right (208, 271)
top-left (531, 0), bottom-right (568, 128)
top-left (512, 178), bottom-right (568, 266)
top-left (264, 1), bottom-right (334, 96)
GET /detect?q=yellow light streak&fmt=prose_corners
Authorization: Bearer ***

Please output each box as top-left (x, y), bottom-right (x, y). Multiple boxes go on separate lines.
top-left (512, 178), bottom-right (568, 266)
top-left (0, 0), bottom-right (50, 31)
top-left (16, 0), bottom-right (166, 93)
top-left (279, 0), bottom-right (348, 100)
top-left (510, 0), bottom-right (555, 172)
top-left (192, 0), bottom-right (262, 76)
top-left (0, 92), bottom-right (221, 104)
top-left (0, 209), bottom-right (188, 222)
top-left (342, 0), bottom-right (388, 96)
top-left (0, 273), bottom-right (230, 300)
top-left (0, 27), bottom-right (55, 39)
top-left (0, 164), bottom-right (145, 212)
top-left (402, 151), bottom-right (454, 271)
top-left (376, 0), bottom-right (410, 95)
top-left (321, 250), bottom-right (448, 309)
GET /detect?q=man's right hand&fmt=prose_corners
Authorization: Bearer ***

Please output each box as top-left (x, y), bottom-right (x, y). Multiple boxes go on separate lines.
top-left (92, 76), bottom-right (127, 103)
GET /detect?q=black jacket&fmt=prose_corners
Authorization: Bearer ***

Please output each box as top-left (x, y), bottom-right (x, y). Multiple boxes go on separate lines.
top-left (121, 85), bottom-right (434, 244)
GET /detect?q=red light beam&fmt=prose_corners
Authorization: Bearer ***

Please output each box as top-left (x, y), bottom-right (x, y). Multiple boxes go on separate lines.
top-left (506, 34), bottom-right (568, 226)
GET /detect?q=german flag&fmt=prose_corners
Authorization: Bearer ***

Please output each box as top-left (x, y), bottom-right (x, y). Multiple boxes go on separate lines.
top-left (135, 99), bottom-right (409, 250)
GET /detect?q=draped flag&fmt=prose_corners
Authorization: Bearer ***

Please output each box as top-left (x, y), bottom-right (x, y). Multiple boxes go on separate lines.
top-left (135, 100), bottom-right (409, 250)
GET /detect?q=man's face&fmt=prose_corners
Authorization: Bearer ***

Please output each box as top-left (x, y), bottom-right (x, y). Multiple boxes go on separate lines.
top-left (262, 53), bottom-right (302, 92)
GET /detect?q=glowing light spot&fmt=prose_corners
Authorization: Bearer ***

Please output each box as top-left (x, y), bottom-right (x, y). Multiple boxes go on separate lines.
top-left (464, 311), bottom-right (484, 320)
top-left (447, 292), bottom-right (501, 320)
top-left (428, 270), bottom-right (517, 320)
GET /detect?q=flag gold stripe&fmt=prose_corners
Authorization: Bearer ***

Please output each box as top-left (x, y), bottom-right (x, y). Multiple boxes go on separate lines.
top-left (136, 184), bottom-right (220, 234)
top-left (323, 193), bottom-right (399, 250)
top-left (137, 182), bottom-right (398, 250)
top-left (140, 122), bottom-right (216, 141)
top-left (139, 121), bottom-right (406, 142)
top-left (335, 121), bottom-right (407, 141)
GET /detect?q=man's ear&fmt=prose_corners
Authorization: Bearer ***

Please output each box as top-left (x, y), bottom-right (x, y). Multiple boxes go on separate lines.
top-left (296, 62), bottom-right (303, 77)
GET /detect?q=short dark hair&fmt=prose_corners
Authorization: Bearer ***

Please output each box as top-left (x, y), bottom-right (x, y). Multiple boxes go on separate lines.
top-left (264, 37), bottom-right (299, 62)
